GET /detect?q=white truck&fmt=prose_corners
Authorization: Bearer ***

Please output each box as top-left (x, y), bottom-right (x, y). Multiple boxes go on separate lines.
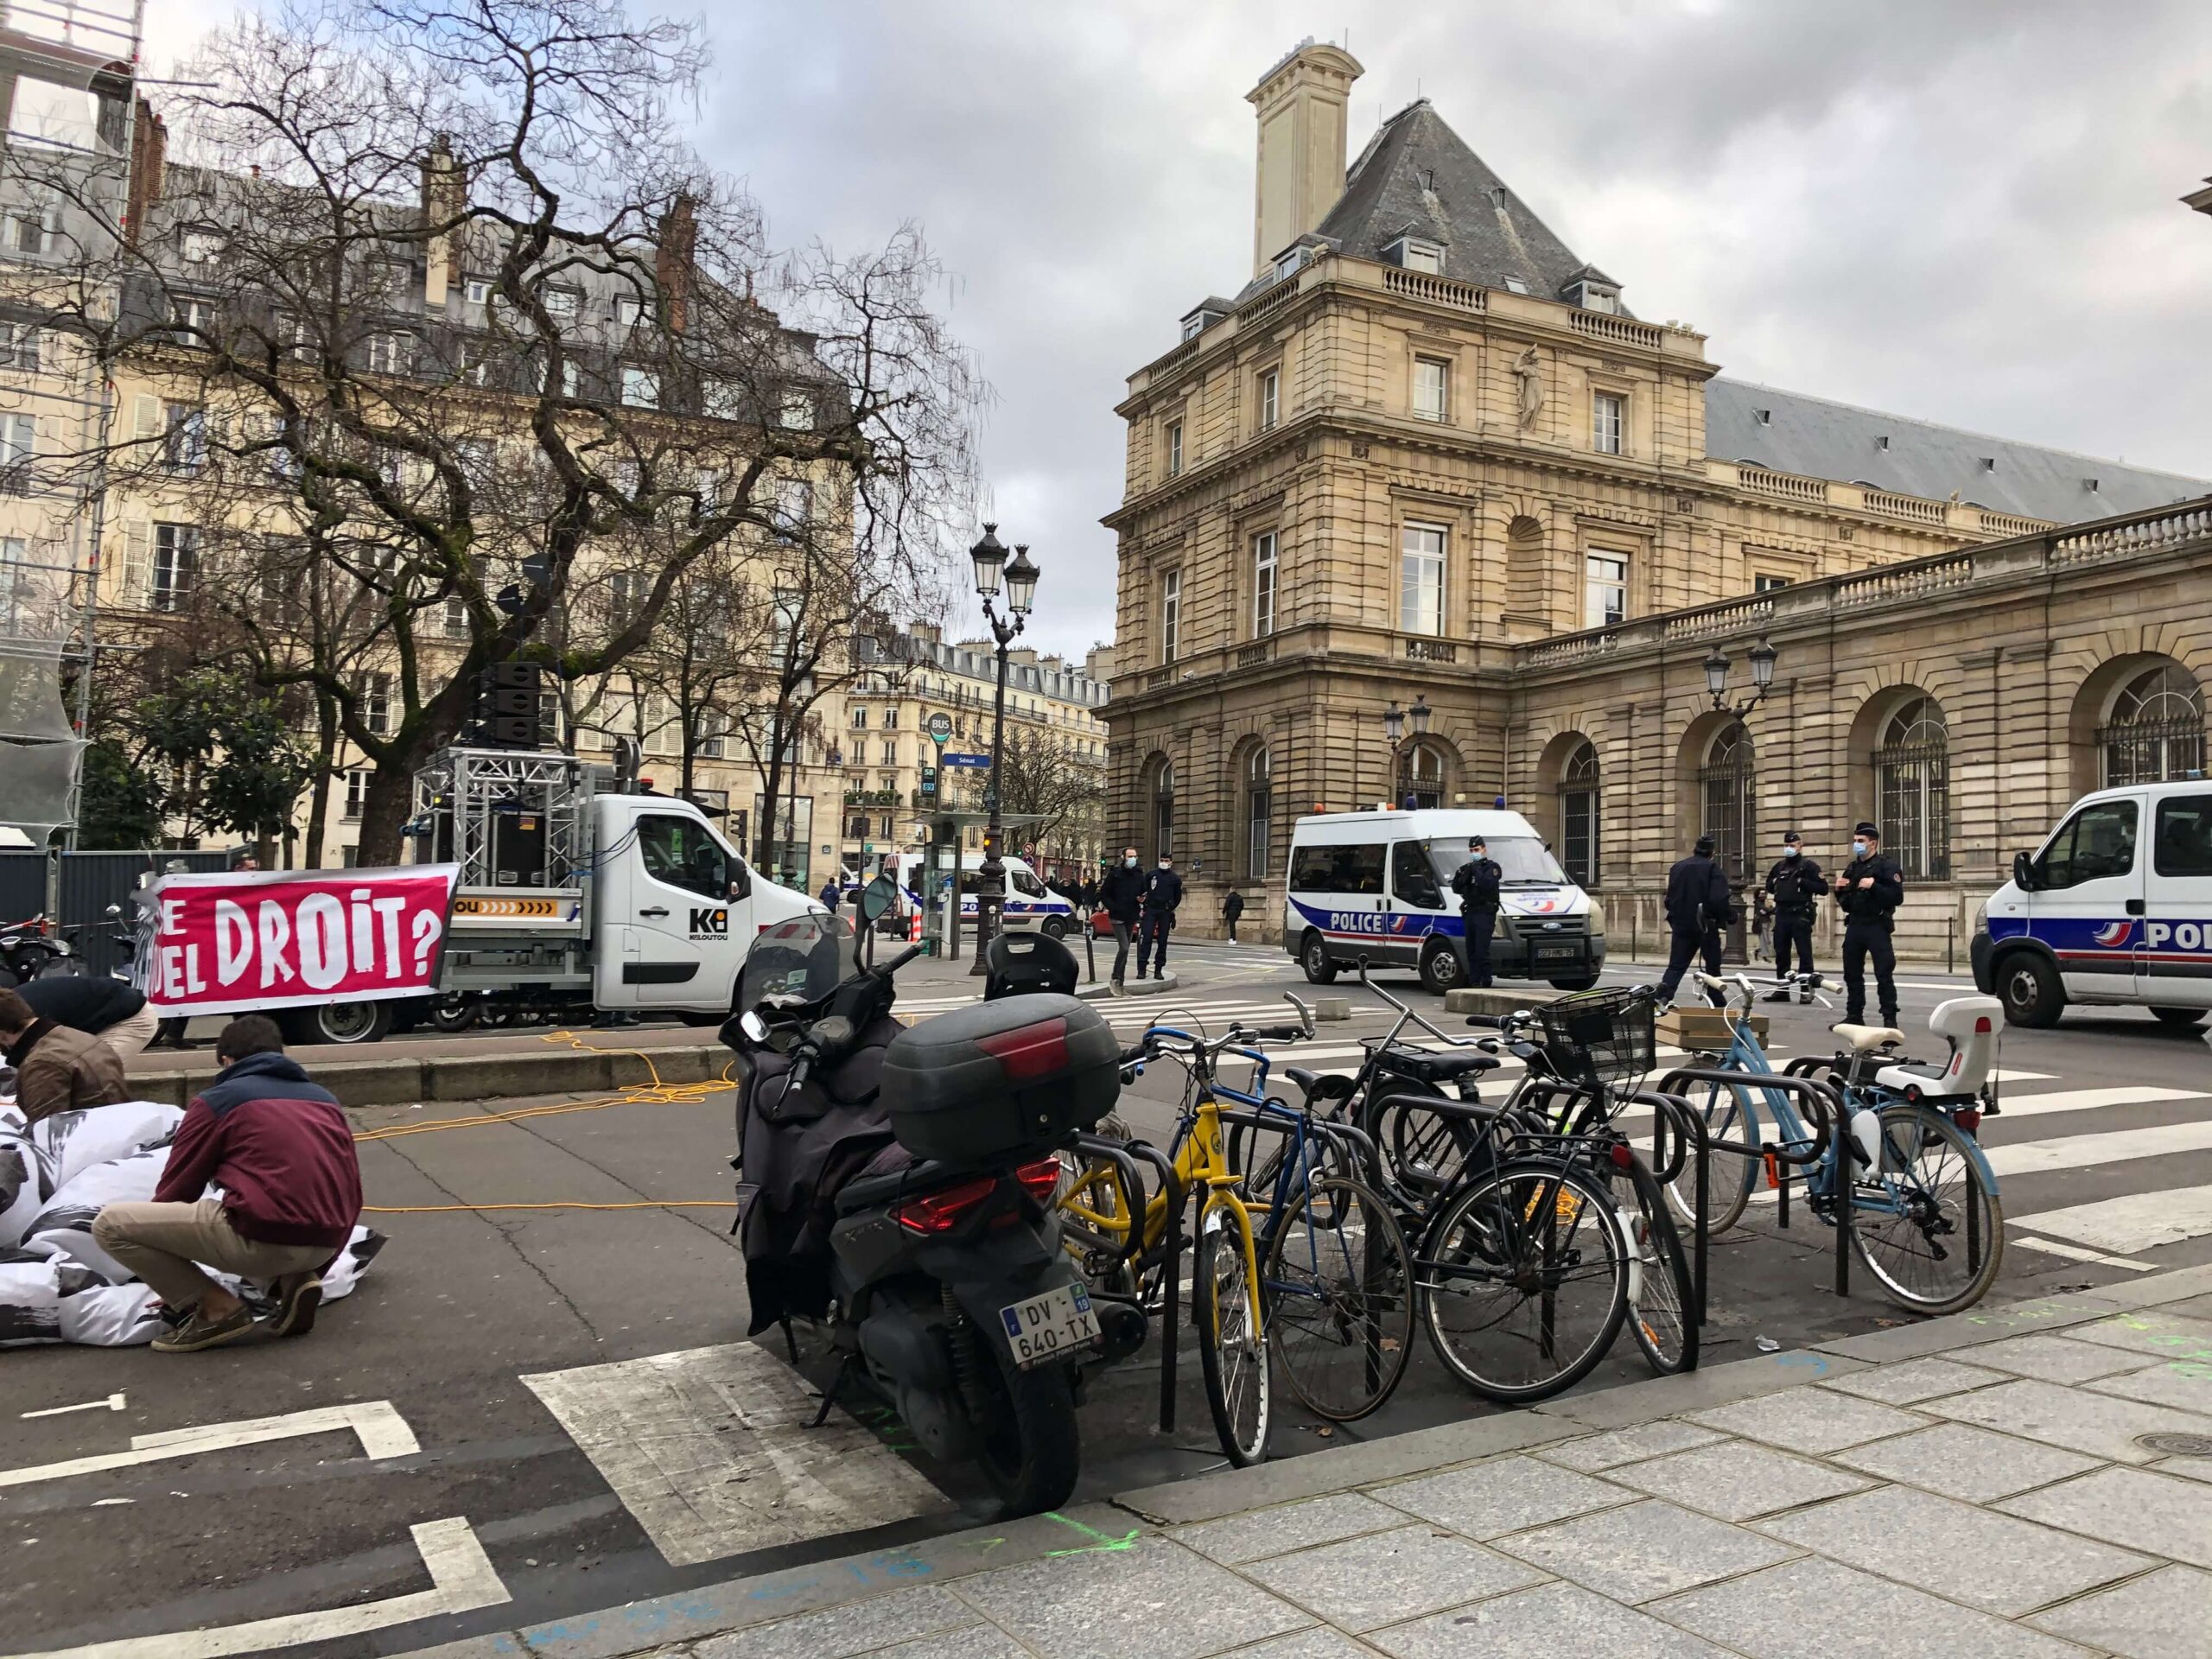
top-left (333, 747), bottom-right (822, 1045)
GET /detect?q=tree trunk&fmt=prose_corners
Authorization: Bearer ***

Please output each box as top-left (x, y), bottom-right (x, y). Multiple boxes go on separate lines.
top-left (356, 760), bottom-right (423, 867)
top-left (303, 694), bottom-right (336, 869)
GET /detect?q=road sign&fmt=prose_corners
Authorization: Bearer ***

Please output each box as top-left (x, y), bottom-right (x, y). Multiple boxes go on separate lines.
top-left (940, 752), bottom-right (991, 768)
top-left (919, 766), bottom-right (938, 797)
top-left (927, 713), bottom-right (952, 745)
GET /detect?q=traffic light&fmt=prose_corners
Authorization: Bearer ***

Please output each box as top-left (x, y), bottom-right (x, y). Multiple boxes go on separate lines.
top-left (467, 660), bottom-right (556, 749)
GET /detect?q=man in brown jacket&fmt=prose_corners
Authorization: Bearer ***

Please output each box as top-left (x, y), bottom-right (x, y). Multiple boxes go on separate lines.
top-left (0, 986), bottom-right (129, 1124)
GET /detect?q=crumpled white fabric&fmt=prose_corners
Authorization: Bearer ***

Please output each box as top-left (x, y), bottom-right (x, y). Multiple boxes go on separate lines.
top-left (0, 1099), bottom-right (385, 1347)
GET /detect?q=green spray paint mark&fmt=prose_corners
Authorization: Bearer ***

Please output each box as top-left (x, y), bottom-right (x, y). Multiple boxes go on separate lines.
top-left (1043, 1510), bottom-right (1141, 1557)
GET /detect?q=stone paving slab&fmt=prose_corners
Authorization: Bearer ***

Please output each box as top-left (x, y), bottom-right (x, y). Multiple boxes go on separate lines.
top-left (950, 1535), bottom-right (1310, 1659)
top-left (1952, 1331), bottom-right (2151, 1382)
top-left (2087, 1357), bottom-right (2212, 1415)
top-left (1171, 1492), bottom-right (1408, 1566)
top-left (1815, 1354), bottom-right (2006, 1404)
top-left (1243, 1525), bottom-right (1548, 1631)
top-left (2025, 1563), bottom-right (2212, 1659)
top-left (1490, 1497), bottom-right (1798, 1605)
top-left (1923, 1376), bottom-right (2212, 1463)
top-left (1684, 1385), bottom-right (1932, 1453)
top-left (1534, 1421), bottom-right (1726, 1472)
top-left (1603, 1438), bottom-right (1876, 1520)
top-left (1369, 1580), bottom-right (1736, 1659)
top-left (1997, 1464), bottom-right (2212, 1569)
top-left (1373, 1455), bottom-right (1631, 1540)
top-left (1828, 1421), bottom-right (2106, 1503)
top-left (2062, 1308), bottom-right (2212, 1363)
top-left (1753, 1483), bottom-right (2156, 1616)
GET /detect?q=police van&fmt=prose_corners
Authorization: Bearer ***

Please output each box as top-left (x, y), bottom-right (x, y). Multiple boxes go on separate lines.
top-left (1973, 779), bottom-right (2212, 1029)
top-left (1283, 808), bottom-right (1605, 994)
top-left (889, 851), bottom-right (1078, 938)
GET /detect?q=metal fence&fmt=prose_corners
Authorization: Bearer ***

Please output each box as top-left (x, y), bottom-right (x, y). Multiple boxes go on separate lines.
top-left (0, 849), bottom-right (231, 976)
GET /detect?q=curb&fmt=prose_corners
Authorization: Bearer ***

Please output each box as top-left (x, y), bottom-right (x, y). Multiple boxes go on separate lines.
top-left (1077, 971), bottom-right (1181, 1001)
top-left (391, 1258), bottom-right (2212, 1659)
top-left (124, 1044), bottom-right (732, 1109)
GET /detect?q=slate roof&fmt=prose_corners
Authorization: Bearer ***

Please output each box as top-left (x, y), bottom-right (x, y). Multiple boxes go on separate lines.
top-left (1311, 99), bottom-right (1602, 307)
top-left (1707, 378), bottom-right (2210, 524)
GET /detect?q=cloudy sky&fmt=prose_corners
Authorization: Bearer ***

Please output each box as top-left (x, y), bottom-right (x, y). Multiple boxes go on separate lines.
top-left (150, 1), bottom-right (2212, 658)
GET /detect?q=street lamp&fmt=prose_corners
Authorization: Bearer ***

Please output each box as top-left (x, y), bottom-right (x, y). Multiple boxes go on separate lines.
top-left (1382, 694), bottom-right (1431, 807)
top-left (1706, 637), bottom-right (1780, 716)
top-left (969, 524), bottom-right (1036, 973)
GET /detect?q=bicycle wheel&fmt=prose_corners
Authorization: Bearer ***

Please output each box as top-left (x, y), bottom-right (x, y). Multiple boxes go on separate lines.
top-left (1420, 1158), bottom-right (1630, 1405)
top-left (1848, 1105), bottom-right (2004, 1315)
top-left (1262, 1174), bottom-right (1413, 1421)
top-left (1617, 1153), bottom-right (1699, 1375)
top-left (1194, 1201), bottom-right (1271, 1465)
top-left (1662, 1078), bottom-right (1758, 1235)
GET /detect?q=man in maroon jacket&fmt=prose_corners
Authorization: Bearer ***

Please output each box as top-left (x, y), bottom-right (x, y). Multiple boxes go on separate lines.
top-left (92, 1014), bottom-right (362, 1352)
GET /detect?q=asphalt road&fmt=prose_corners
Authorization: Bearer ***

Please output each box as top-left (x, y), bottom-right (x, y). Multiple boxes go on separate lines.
top-left (7, 940), bottom-right (2211, 1657)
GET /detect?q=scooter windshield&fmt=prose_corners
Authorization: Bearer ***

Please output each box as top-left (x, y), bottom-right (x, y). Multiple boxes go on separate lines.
top-left (741, 912), bottom-right (853, 1011)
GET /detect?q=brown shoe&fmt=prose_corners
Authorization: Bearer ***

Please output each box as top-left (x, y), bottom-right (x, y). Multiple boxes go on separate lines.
top-left (150, 1304), bottom-right (256, 1352)
top-left (270, 1273), bottom-right (323, 1338)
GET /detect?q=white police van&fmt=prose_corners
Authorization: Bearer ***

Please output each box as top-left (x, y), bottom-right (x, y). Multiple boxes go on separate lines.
top-left (1283, 808), bottom-right (1605, 995)
top-left (1973, 779), bottom-right (2212, 1029)
top-left (888, 851), bottom-right (1078, 938)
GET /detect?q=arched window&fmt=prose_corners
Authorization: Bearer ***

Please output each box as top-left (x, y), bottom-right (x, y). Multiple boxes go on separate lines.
top-left (1698, 722), bottom-right (1755, 880)
top-left (2101, 664), bottom-right (2205, 785)
top-left (1243, 746), bottom-right (1272, 882)
top-left (1153, 759), bottom-right (1175, 862)
top-left (1403, 742), bottom-right (1446, 810)
top-left (1560, 741), bottom-right (1599, 887)
top-left (1876, 697), bottom-right (1949, 880)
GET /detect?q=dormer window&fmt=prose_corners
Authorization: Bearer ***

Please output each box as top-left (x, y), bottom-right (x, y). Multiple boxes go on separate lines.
top-left (1386, 237), bottom-right (1444, 275)
top-left (1181, 315), bottom-right (1204, 342)
top-left (1273, 245), bottom-right (1310, 283)
top-left (1568, 281), bottom-right (1620, 314)
top-left (1503, 276), bottom-right (1530, 296)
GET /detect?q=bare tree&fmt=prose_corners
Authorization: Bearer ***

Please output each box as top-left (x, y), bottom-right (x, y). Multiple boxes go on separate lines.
top-left (992, 722), bottom-right (1104, 873)
top-left (37, 0), bottom-right (975, 863)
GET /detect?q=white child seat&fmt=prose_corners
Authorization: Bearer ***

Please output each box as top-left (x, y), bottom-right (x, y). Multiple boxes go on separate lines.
top-left (1872, 995), bottom-right (2004, 1101)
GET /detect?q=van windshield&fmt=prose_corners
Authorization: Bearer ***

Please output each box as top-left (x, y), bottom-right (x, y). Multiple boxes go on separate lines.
top-left (1425, 836), bottom-right (1569, 889)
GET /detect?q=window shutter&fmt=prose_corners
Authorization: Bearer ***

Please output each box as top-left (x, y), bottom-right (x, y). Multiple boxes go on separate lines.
top-left (118, 520), bottom-right (149, 607)
top-left (131, 395), bottom-right (162, 445)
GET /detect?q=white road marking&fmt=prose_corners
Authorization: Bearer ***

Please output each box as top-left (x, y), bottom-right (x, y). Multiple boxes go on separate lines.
top-left (15, 1518), bottom-right (509, 1659)
top-left (20, 1394), bottom-right (124, 1419)
top-left (1986, 1118), bottom-right (2212, 1178)
top-left (0, 1402), bottom-right (418, 1491)
top-left (1983, 1085), bottom-right (2210, 1122)
top-left (522, 1341), bottom-right (946, 1567)
top-left (2008, 1235), bottom-right (2159, 1272)
top-left (2009, 1185), bottom-right (2212, 1257)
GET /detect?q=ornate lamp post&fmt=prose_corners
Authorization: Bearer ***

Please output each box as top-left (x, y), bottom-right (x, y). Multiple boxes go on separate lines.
top-left (969, 524), bottom-right (1038, 972)
top-left (1704, 637), bottom-right (1779, 716)
top-left (1382, 694), bottom-right (1432, 806)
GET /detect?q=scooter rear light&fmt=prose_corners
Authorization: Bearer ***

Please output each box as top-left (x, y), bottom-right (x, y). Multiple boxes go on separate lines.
top-left (1013, 1155), bottom-right (1063, 1203)
top-left (893, 1174), bottom-right (998, 1234)
top-left (976, 1018), bottom-right (1070, 1083)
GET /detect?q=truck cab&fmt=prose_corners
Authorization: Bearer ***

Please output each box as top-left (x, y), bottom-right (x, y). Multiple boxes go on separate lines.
top-left (1974, 780), bottom-right (2212, 1030)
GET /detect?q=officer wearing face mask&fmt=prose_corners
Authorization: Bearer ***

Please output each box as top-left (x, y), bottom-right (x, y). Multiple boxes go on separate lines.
top-left (1098, 845), bottom-right (1149, 991)
top-left (1834, 820), bottom-right (1904, 1028)
top-left (1763, 830), bottom-right (1825, 1000)
top-left (1138, 853), bottom-right (1184, 981)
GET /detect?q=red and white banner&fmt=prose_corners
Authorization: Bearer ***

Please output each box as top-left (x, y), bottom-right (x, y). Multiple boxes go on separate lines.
top-left (140, 865), bottom-right (461, 1015)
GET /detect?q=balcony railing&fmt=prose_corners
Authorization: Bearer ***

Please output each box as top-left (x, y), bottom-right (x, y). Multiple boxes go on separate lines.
top-left (1567, 310), bottom-right (1663, 350)
top-left (1737, 465), bottom-right (1828, 505)
top-left (1863, 488), bottom-right (1946, 526)
top-left (1382, 268), bottom-right (1486, 313)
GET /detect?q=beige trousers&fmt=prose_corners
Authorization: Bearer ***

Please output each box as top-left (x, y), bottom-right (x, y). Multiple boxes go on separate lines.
top-left (102, 1003), bottom-right (160, 1058)
top-left (92, 1198), bottom-right (333, 1313)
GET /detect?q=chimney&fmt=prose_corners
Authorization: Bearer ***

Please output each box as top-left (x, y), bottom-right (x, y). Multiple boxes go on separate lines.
top-left (656, 194), bottom-right (697, 332)
top-left (125, 97), bottom-right (167, 248)
top-left (420, 133), bottom-right (464, 308)
top-left (1247, 40), bottom-right (1362, 277)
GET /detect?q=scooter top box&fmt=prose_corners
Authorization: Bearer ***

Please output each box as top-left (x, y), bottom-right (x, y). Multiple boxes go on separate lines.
top-left (880, 993), bottom-right (1121, 1164)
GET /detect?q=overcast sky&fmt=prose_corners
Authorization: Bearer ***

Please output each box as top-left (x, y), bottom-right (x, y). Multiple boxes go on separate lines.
top-left (151, 1), bottom-right (2212, 658)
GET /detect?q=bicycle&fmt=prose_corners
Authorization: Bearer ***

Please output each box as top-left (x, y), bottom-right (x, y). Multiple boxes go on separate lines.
top-left (1056, 995), bottom-right (1413, 1464)
top-left (1660, 970), bottom-right (2005, 1315)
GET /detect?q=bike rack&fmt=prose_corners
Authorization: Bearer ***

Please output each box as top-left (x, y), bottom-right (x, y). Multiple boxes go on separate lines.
top-left (1069, 1130), bottom-right (1183, 1434)
top-left (1650, 1066), bottom-right (1854, 1298)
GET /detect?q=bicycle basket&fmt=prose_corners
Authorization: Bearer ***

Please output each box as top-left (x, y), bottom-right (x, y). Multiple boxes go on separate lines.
top-left (1535, 985), bottom-right (1656, 1091)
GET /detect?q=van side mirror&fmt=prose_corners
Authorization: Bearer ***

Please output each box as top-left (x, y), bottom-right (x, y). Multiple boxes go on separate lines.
top-left (728, 865), bottom-right (753, 901)
top-left (2012, 850), bottom-right (2037, 893)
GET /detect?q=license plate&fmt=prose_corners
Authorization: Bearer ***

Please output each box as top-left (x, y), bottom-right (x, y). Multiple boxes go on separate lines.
top-left (998, 1283), bottom-right (1101, 1369)
top-left (1535, 945), bottom-right (1579, 965)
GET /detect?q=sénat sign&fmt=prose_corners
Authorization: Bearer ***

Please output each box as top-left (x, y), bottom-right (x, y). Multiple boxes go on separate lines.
top-left (141, 866), bottom-right (461, 1015)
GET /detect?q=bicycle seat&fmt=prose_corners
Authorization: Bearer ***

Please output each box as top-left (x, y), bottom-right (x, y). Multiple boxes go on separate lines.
top-left (1378, 1047), bottom-right (1500, 1084)
top-left (1281, 1066), bottom-right (1353, 1102)
top-left (1832, 1024), bottom-right (1906, 1052)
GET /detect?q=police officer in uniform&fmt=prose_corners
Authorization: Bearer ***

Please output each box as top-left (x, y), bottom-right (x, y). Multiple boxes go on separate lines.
top-left (1658, 835), bottom-right (1734, 1007)
top-left (1450, 835), bottom-right (1503, 988)
top-left (1763, 830), bottom-right (1825, 999)
top-left (1834, 820), bottom-right (1904, 1028)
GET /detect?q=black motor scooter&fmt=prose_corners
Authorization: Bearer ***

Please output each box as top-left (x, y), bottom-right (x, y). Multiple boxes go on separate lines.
top-left (726, 914), bottom-right (1135, 1516)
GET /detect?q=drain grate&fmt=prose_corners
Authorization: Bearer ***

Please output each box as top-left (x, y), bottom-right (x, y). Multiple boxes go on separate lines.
top-left (2136, 1432), bottom-right (2212, 1457)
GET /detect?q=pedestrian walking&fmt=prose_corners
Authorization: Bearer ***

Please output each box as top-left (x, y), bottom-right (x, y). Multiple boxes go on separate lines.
top-left (16, 974), bottom-right (159, 1058)
top-left (1763, 830), bottom-right (1825, 999)
top-left (0, 986), bottom-right (129, 1125)
top-left (92, 1014), bottom-right (362, 1352)
top-left (1139, 853), bottom-right (1184, 979)
top-left (817, 877), bottom-right (841, 912)
top-left (1449, 836), bottom-right (1503, 988)
top-left (1657, 836), bottom-right (1735, 1007)
top-left (1222, 888), bottom-right (1245, 944)
top-left (1834, 820), bottom-right (1904, 1028)
top-left (1098, 847), bottom-right (1147, 989)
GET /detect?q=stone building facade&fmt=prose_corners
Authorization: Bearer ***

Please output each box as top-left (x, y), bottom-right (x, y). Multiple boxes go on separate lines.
top-left (1103, 43), bottom-right (2211, 957)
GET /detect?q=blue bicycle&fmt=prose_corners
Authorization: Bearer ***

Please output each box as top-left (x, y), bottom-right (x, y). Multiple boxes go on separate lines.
top-left (1664, 971), bottom-right (2005, 1315)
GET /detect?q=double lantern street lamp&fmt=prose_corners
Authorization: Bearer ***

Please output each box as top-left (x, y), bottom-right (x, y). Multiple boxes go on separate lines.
top-left (1383, 694), bottom-right (1431, 808)
top-left (968, 523), bottom-right (1039, 973)
top-left (1705, 636), bottom-right (1779, 717)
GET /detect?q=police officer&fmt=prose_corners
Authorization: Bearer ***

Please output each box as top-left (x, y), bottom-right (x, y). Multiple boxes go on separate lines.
top-left (1658, 835), bottom-right (1734, 1007)
top-left (1450, 835), bottom-right (1503, 988)
top-left (1763, 830), bottom-right (1825, 1000)
top-left (1138, 851), bottom-right (1184, 980)
top-left (1834, 819), bottom-right (1905, 1028)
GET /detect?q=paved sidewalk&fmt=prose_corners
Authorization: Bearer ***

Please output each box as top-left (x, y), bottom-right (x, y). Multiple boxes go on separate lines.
top-left (417, 1263), bottom-right (2212, 1659)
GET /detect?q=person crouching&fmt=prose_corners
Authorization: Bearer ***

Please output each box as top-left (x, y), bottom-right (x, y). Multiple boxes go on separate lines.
top-left (92, 1014), bottom-right (362, 1353)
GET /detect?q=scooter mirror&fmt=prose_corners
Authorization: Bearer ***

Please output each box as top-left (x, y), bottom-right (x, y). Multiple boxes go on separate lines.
top-left (104, 903), bottom-right (122, 917)
top-left (739, 1009), bottom-right (769, 1044)
top-left (860, 873), bottom-right (899, 922)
